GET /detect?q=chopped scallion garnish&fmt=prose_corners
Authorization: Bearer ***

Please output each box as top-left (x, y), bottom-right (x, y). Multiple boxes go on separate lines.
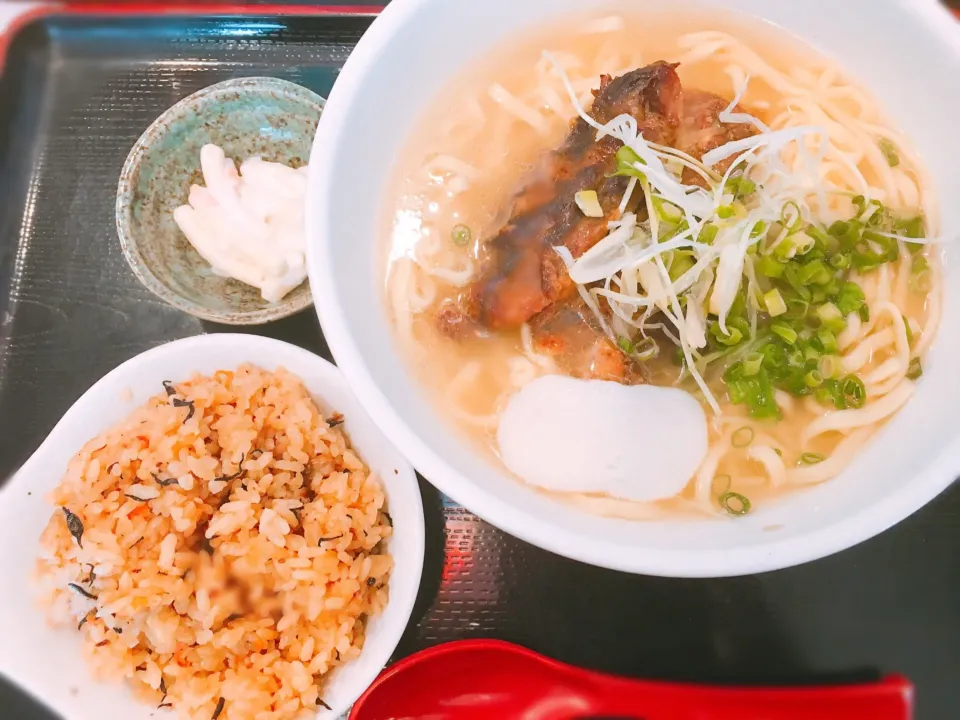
top-left (764, 288), bottom-right (787, 317)
top-left (770, 321), bottom-right (798, 345)
top-left (818, 355), bottom-right (842, 380)
top-left (451, 224), bottom-right (472, 246)
top-left (877, 137), bottom-right (900, 168)
top-left (574, 190), bottom-right (604, 218)
top-left (840, 375), bottom-right (866, 409)
top-left (907, 357), bottom-right (923, 380)
top-left (743, 352), bottom-right (763, 377)
top-left (719, 491), bottom-right (751, 516)
top-left (698, 223), bottom-right (718, 244)
top-left (800, 452), bottom-right (825, 465)
top-left (731, 426), bottom-right (755, 448)
top-left (780, 200), bottom-right (802, 231)
top-left (817, 328), bottom-right (839, 354)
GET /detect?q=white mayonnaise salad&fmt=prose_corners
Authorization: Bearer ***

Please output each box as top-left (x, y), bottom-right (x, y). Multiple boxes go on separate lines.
top-left (173, 144), bottom-right (309, 303)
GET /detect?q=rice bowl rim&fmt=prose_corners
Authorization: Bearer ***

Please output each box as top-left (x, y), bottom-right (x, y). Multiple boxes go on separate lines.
top-left (0, 333), bottom-right (424, 720)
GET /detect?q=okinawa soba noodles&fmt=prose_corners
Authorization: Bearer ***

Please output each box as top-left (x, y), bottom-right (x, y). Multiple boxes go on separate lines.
top-left (382, 11), bottom-right (940, 519)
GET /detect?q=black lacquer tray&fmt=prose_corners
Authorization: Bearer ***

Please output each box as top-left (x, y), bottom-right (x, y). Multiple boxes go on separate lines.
top-left (0, 6), bottom-right (958, 720)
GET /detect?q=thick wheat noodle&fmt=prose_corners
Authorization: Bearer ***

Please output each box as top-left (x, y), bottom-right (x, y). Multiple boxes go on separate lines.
top-left (488, 82), bottom-right (552, 135)
top-left (390, 258), bottom-right (416, 345)
top-left (875, 263), bottom-right (892, 305)
top-left (748, 445), bottom-right (788, 487)
top-left (824, 85), bottom-right (878, 117)
top-left (838, 313), bottom-right (863, 350)
top-left (842, 328), bottom-right (895, 374)
top-left (787, 428), bottom-right (873, 485)
top-left (507, 356), bottom-right (542, 389)
top-left (439, 97), bottom-right (486, 141)
top-left (774, 389), bottom-right (796, 413)
top-left (417, 258), bottom-right (476, 287)
top-left (694, 430), bottom-right (732, 507)
top-left (408, 268), bottom-right (438, 312)
top-left (914, 262), bottom-right (942, 357)
top-left (520, 323), bottom-right (560, 372)
top-left (893, 248), bottom-right (912, 310)
top-left (425, 154), bottom-right (482, 182)
top-left (864, 302), bottom-right (912, 397)
top-left (801, 380), bottom-right (915, 443)
top-left (447, 362), bottom-right (499, 429)
top-left (865, 357), bottom-right (903, 385)
top-left (391, 27), bottom-right (941, 521)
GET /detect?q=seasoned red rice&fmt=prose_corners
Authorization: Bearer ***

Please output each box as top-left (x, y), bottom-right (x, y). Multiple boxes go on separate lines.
top-left (36, 366), bottom-right (392, 720)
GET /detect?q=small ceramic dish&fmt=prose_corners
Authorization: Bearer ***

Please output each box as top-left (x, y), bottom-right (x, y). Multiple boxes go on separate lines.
top-left (0, 334), bottom-right (424, 720)
top-left (117, 77), bottom-right (324, 325)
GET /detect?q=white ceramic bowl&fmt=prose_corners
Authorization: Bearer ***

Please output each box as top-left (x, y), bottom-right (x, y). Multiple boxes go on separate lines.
top-left (307, 0), bottom-right (960, 577)
top-left (0, 334), bottom-right (424, 720)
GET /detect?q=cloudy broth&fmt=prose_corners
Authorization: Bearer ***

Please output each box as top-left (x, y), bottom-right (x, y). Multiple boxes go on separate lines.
top-left (381, 6), bottom-right (937, 518)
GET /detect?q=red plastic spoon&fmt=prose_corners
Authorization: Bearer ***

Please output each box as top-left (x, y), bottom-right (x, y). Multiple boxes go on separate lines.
top-left (350, 639), bottom-right (912, 720)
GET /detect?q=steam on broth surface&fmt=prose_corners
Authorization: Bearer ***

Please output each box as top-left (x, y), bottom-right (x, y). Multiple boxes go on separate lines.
top-left (382, 8), bottom-right (940, 519)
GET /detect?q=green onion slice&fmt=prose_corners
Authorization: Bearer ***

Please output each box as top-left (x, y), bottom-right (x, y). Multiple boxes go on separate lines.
top-left (719, 491), bottom-right (752, 516)
top-left (877, 137), bottom-right (900, 168)
top-left (451, 224), bottom-right (472, 246)
top-left (712, 474), bottom-right (732, 496)
top-left (731, 426), bottom-right (755, 448)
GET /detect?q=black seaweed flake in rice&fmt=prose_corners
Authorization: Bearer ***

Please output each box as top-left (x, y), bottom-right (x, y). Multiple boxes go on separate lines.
top-left (124, 492), bottom-right (151, 502)
top-left (213, 453), bottom-right (245, 484)
top-left (162, 380), bottom-right (177, 397)
top-left (366, 576), bottom-right (376, 587)
top-left (317, 698), bottom-right (332, 710)
top-left (172, 397), bottom-right (195, 422)
top-left (382, 511), bottom-right (393, 527)
top-left (211, 697), bottom-right (225, 720)
top-left (152, 473), bottom-right (180, 487)
top-left (291, 505), bottom-right (303, 523)
top-left (67, 583), bottom-right (97, 600)
top-left (325, 413), bottom-right (344, 428)
top-left (317, 534), bottom-right (343, 545)
top-left (158, 701), bottom-right (173, 710)
top-left (160, 678), bottom-right (167, 695)
top-left (62, 507), bottom-right (84, 548)
top-left (77, 611), bottom-right (93, 630)
top-left (250, 449), bottom-right (263, 459)
top-left (113, 627), bottom-right (123, 634)
top-left (95, 640), bottom-right (109, 648)
top-left (83, 563), bottom-right (96, 584)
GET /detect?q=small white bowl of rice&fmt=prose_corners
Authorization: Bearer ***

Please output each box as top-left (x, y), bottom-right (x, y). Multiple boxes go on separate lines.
top-left (0, 334), bottom-right (424, 720)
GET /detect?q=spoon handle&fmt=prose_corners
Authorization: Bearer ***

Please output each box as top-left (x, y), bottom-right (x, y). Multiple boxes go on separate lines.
top-left (581, 673), bottom-right (912, 720)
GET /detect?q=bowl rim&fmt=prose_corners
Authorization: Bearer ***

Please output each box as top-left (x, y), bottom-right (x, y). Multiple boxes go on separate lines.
top-left (116, 76), bottom-right (323, 326)
top-left (0, 333), bottom-right (425, 718)
top-left (306, 0), bottom-right (960, 577)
